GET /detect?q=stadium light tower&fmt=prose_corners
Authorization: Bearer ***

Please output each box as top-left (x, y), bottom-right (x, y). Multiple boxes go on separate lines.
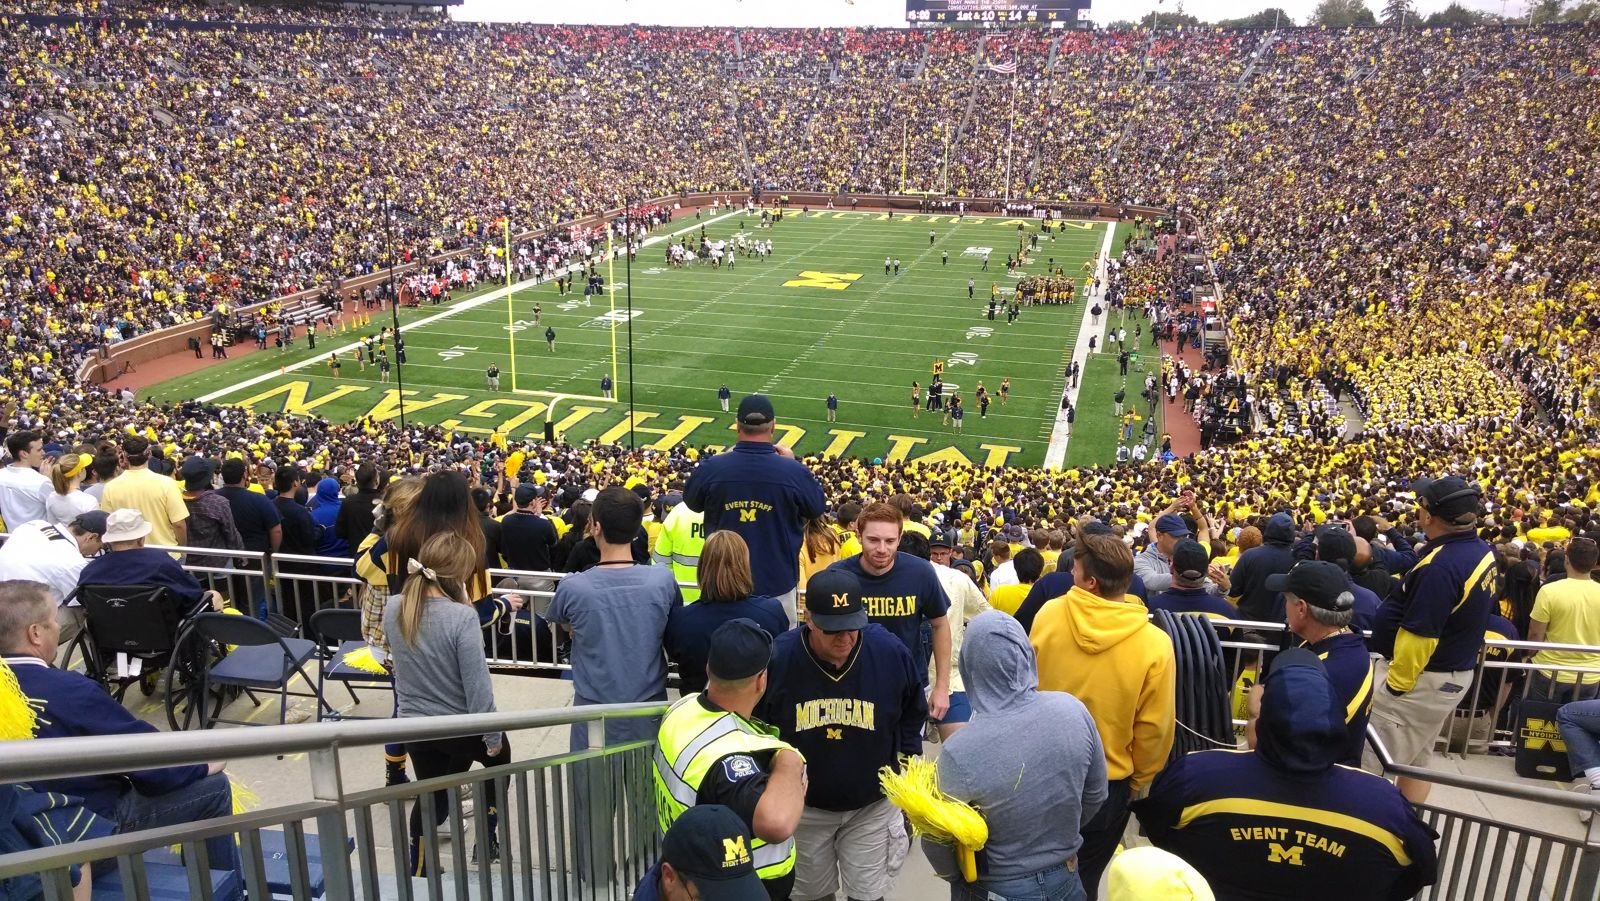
top-left (624, 197), bottom-right (637, 450)
top-left (379, 174), bottom-right (407, 430)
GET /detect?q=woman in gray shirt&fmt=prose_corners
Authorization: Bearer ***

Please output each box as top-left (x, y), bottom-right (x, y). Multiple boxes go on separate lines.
top-left (384, 532), bottom-right (508, 875)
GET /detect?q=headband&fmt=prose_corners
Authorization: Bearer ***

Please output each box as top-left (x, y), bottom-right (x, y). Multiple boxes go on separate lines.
top-left (64, 453), bottom-right (92, 479)
top-left (406, 558), bottom-right (438, 582)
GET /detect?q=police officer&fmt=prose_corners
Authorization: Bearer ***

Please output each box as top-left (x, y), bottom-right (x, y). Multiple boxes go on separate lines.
top-left (654, 620), bottom-right (807, 900)
top-left (1135, 648), bottom-right (1438, 901)
top-left (1366, 476), bottom-right (1494, 803)
top-left (654, 497), bottom-right (707, 603)
top-left (634, 805), bottom-right (770, 901)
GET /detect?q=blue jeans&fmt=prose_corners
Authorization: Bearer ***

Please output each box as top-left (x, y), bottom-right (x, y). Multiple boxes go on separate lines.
top-left (1558, 699), bottom-right (1600, 777)
top-left (951, 862), bottom-right (1086, 901)
top-left (114, 771), bottom-right (238, 871)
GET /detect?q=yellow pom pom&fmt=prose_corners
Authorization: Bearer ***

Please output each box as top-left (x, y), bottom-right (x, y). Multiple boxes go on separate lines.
top-left (341, 646), bottom-right (389, 674)
top-left (879, 756), bottom-right (987, 882)
top-left (0, 659), bottom-right (40, 742)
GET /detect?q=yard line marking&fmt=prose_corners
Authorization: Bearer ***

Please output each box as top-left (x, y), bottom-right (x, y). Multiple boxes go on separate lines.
top-left (1044, 221), bottom-right (1115, 470)
top-left (195, 208), bottom-right (746, 403)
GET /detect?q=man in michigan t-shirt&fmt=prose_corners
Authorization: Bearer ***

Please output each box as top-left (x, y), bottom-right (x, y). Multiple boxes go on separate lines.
top-left (827, 502), bottom-right (952, 720)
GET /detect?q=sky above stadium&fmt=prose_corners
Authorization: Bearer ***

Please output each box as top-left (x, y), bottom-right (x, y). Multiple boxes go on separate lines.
top-left (454, 0), bottom-right (1522, 28)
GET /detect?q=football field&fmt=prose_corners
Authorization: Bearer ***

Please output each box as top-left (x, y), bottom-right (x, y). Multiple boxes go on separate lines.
top-left (149, 212), bottom-right (1145, 468)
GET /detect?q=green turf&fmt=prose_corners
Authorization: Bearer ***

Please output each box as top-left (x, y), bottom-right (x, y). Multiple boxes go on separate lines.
top-left (149, 211), bottom-right (1131, 467)
top-left (1064, 295), bottom-right (1162, 468)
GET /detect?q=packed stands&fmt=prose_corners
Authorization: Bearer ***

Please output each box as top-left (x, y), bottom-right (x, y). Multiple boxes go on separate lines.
top-left (0, 12), bottom-right (1592, 514)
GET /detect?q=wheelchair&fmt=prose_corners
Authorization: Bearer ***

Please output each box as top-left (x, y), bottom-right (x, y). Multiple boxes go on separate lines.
top-left (61, 585), bottom-right (296, 731)
top-left (59, 584), bottom-right (216, 729)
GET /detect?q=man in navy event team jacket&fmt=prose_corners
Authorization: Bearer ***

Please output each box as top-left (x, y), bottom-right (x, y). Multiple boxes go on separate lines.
top-left (685, 394), bottom-right (826, 625)
top-left (757, 570), bottom-right (925, 901)
top-left (1136, 648), bottom-right (1438, 900)
top-left (0, 580), bottom-right (240, 871)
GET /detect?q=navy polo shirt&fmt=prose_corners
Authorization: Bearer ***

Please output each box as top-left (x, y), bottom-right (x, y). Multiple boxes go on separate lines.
top-left (1302, 630), bottom-right (1375, 767)
top-left (1370, 531), bottom-right (1495, 674)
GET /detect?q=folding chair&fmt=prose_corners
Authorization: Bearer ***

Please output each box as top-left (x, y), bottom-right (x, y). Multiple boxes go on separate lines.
top-left (307, 608), bottom-right (393, 722)
top-left (72, 585), bottom-right (183, 701)
top-left (187, 613), bottom-right (331, 728)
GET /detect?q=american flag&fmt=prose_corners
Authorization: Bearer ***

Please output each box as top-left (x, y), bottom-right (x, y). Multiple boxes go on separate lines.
top-left (986, 59), bottom-right (1018, 75)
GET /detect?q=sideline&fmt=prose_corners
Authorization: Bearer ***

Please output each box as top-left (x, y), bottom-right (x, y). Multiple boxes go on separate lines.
top-left (196, 208), bottom-right (745, 403)
top-left (1042, 221), bottom-right (1116, 469)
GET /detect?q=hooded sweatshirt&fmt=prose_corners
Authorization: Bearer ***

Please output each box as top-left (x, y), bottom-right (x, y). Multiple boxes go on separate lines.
top-left (309, 477), bottom-right (347, 558)
top-left (1030, 585), bottom-right (1175, 789)
top-left (1132, 649), bottom-right (1439, 901)
top-left (1230, 513), bottom-right (1298, 621)
top-left (922, 613), bottom-right (1107, 882)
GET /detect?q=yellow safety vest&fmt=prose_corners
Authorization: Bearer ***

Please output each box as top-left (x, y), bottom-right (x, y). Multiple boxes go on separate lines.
top-left (652, 694), bottom-right (798, 881)
top-left (653, 502), bottom-right (705, 603)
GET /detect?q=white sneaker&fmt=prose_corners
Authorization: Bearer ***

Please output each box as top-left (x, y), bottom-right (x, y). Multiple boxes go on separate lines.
top-left (1573, 780), bottom-right (1592, 825)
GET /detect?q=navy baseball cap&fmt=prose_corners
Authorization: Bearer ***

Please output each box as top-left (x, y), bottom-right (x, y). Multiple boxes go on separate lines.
top-left (68, 510), bottom-right (109, 536)
top-left (707, 619), bottom-right (773, 681)
top-left (804, 570), bottom-right (869, 633)
top-left (1259, 647), bottom-right (1345, 774)
top-left (1154, 513), bottom-right (1191, 537)
top-left (660, 805), bottom-right (767, 901)
top-left (736, 395), bottom-right (775, 428)
top-left (1266, 561), bottom-right (1353, 611)
top-left (1414, 475), bottom-right (1481, 520)
top-left (1170, 539), bottom-right (1210, 584)
top-left (514, 483), bottom-right (543, 505)
top-left (1314, 527), bottom-right (1357, 569)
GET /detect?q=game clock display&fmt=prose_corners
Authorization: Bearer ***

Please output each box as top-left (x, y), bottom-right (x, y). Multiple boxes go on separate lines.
top-left (906, 0), bottom-right (1092, 25)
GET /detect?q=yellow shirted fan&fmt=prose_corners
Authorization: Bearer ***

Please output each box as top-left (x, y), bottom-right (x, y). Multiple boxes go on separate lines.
top-left (879, 756), bottom-right (988, 883)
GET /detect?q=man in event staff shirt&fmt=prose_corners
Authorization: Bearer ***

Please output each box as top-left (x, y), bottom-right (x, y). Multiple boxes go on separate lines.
top-left (1136, 648), bottom-right (1437, 901)
top-left (686, 394), bottom-right (826, 624)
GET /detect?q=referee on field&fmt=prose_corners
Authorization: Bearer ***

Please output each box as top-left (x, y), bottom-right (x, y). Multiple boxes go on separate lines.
top-left (1366, 476), bottom-right (1495, 803)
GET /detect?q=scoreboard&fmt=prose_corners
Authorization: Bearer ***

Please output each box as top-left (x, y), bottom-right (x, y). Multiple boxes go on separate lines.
top-left (906, 0), bottom-right (1092, 25)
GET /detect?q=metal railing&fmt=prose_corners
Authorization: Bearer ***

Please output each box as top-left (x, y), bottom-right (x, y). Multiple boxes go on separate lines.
top-left (0, 702), bottom-right (670, 901)
top-left (26, 530), bottom-right (1600, 722)
top-left (1368, 728), bottom-right (1600, 900)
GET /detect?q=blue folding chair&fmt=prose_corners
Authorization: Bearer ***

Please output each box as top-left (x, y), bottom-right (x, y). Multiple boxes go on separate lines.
top-left (186, 613), bottom-right (330, 727)
top-left (307, 608), bottom-right (393, 721)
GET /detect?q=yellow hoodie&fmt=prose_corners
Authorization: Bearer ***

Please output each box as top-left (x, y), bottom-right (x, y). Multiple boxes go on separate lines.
top-left (1029, 585), bottom-right (1175, 790)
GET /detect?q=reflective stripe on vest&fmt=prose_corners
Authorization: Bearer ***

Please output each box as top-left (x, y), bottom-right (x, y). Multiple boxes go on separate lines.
top-left (652, 694), bottom-right (798, 880)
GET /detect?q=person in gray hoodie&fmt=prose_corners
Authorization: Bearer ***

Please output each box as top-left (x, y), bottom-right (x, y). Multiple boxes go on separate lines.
top-left (921, 612), bottom-right (1107, 901)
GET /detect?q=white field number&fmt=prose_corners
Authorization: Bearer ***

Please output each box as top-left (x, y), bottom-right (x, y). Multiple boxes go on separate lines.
top-left (948, 352), bottom-right (979, 367)
top-left (965, 327), bottom-right (993, 340)
top-left (439, 344), bottom-right (477, 361)
top-left (504, 319), bottom-right (537, 333)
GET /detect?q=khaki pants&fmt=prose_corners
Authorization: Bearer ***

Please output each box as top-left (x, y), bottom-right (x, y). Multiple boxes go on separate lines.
top-left (793, 800), bottom-right (897, 901)
top-left (1364, 660), bottom-right (1472, 771)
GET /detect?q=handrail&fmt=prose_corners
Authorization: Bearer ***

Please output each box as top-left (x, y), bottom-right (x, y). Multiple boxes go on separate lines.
top-left (0, 701), bottom-right (670, 784)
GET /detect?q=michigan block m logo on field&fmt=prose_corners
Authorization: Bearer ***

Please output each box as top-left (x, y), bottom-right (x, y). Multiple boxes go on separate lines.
top-left (782, 271), bottom-right (863, 291)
